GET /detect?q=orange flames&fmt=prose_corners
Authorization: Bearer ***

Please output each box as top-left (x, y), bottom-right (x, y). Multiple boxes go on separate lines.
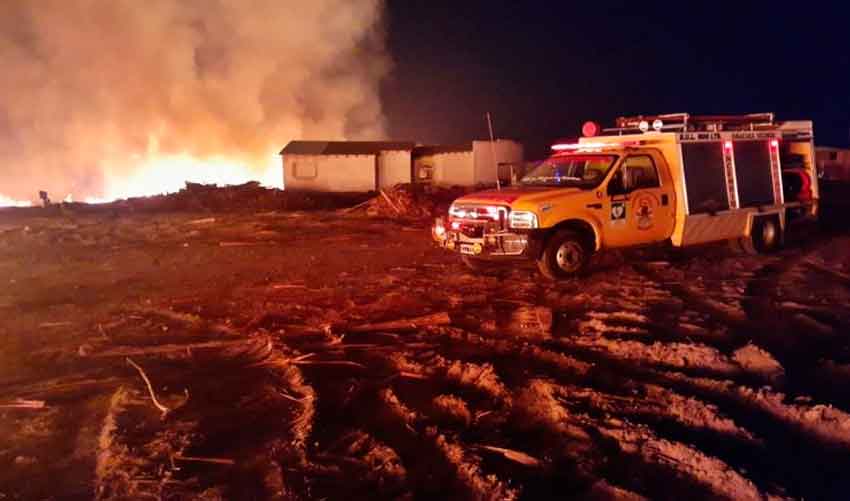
top-left (0, 152), bottom-right (283, 207)
top-left (0, 195), bottom-right (33, 208)
top-left (91, 152), bottom-right (283, 203)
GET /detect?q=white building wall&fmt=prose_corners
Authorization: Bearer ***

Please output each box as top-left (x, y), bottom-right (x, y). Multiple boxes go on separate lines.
top-left (816, 147), bottom-right (850, 181)
top-left (377, 150), bottom-right (412, 188)
top-left (283, 154), bottom-right (376, 192)
top-left (429, 152), bottom-right (475, 186)
top-left (472, 140), bottom-right (524, 184)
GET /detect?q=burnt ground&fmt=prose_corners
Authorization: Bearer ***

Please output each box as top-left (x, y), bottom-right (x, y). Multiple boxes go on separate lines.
top-left (1, 208), bottom-right (849, 500)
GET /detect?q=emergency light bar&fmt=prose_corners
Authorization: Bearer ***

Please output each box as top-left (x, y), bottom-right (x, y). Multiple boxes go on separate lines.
top-left (551, 140), bottom-right (642, 151)
top-left (612, 113), bottom-right (775, 133)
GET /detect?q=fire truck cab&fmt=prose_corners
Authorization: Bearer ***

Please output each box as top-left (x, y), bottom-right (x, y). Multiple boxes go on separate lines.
top-left (433, 113), bottom-right (818, 279)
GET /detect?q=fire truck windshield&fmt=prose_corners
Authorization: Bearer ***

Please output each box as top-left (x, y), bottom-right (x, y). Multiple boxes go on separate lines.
top-left (520, 154), bottom-right (618, 188)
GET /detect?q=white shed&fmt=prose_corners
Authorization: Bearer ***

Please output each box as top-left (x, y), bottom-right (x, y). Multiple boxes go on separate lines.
top-left (280, 141), bottom-right (415, 192)
top-left (816, 146), bottom-right (850, 181)
top-left (412, 140), bottom-right (524, 187)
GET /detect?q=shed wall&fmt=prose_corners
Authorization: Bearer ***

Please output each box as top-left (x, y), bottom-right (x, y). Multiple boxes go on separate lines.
top-left (472, 140), bottom-right (524, 184)
top-left (378, 150), bottom-right (412, 188)
top-left (283, 154), bottom-right (376, 192)
top-left (425, 152), bottom-right (475, 186)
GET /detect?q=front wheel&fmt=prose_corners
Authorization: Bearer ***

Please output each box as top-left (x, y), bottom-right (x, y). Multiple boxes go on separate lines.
top-left (536, 230), bottom-right (591, 279)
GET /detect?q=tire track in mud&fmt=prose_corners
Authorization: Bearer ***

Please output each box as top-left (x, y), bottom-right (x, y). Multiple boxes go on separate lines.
top-left (503, 256), bottom-right (842, 498)
top-left (434, 264), bottom-right (792, 498)
top-left (76, 239), bottom-right (850, 500)
top-left (613, 244), bottom-right (850, 499)
top-left (371, 328), bottom-right (778, 499)
top-left (739, 245), bottom-right (850, 385)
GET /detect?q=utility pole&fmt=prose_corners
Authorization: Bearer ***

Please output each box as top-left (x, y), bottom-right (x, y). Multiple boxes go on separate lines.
top-left (486, 112), bottom-right (500, 190)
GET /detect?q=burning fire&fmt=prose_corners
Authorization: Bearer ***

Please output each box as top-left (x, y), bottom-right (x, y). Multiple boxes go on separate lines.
top-left (0, 152), bottom-right (283, 207)
top-left (95, 152), bottom-right (283, 201)
top-left (0, 195), bottom-right (32, 208)
top-left (0, 2), bottom-right (388, 209)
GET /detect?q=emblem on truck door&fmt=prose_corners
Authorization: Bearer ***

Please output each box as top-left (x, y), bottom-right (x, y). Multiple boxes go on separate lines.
top-left (633, 193), bottom-right (657, 230)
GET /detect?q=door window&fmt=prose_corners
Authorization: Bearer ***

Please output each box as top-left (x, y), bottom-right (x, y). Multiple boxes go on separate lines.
top-left (623, 155), bottom-right (660, 190)
top-left (608, 155), bottom-right (660, 195)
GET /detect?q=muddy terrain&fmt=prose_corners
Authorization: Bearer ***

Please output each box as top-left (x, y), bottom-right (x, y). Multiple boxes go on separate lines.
top-left (1, 206), bottom-right (849, 500)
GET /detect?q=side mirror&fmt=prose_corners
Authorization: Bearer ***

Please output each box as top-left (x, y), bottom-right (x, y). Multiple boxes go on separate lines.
top-left (607, 171), bottom-right (626, 196)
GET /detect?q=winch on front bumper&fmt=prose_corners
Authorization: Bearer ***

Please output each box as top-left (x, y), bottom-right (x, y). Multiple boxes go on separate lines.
top-left (432, 216), bottom-right (530, 258)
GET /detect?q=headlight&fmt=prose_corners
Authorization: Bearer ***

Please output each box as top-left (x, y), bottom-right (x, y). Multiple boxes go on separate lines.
top-left (509, 211), bottom-right (538, 229)
top-left (449, 204), bottom-right (507, 221)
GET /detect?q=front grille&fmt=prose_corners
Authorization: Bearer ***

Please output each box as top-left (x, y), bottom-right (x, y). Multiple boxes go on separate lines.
top-left (499, 234), bottom-right (528, 254)
top-left (460, 223), bottom-right (484, 238)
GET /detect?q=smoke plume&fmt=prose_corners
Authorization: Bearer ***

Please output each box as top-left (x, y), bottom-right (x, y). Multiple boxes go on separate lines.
top-left (0, 0), bottom-right (389, 201)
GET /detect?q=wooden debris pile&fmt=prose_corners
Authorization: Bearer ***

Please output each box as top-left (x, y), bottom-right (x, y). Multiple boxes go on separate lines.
top-left (346, 183), bottom-right (467, 219)
top-left (48, 182), bottom-right (372, 213)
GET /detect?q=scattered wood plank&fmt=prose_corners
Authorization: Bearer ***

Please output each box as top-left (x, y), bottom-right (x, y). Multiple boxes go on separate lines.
top-left (292, 360), bottom-right (367, 369)
top-left (186, 217), bottom-right (216, 225)
top-left (133, 307), bottom-right (242, 337)
top-left (339, 198), bottom-right (373, 214)
top-left (380, 189), bottom-right (402, 214)
top-left (0, 399), bottom-right (46, 409)
top-left (268, 284), bottom-right (308, 290)
top-left (89, 339), bottom-right (251, 358)
top-left (478, 445), bottom-right (541, 467)
top-left (9, 377), bottom-right (124, 400)
top-left (219, 241), bottom-right (266, 247)
top-left (348, 312), bottom-right (451, 333)
top-left (38, 321), bottom-right (73, 328)
top-left (172, 454), bottom-right (235, 466)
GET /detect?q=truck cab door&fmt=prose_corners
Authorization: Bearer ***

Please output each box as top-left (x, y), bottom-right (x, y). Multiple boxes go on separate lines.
top-left (602, 154), bottom-right (676, 248)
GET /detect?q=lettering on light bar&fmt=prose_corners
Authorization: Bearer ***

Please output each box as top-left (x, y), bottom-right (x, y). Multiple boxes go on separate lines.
top-left (551, 141), bottom-right (642, 151)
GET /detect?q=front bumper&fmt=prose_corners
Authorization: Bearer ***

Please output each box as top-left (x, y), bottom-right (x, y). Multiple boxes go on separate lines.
top-left (432, 217), bottom-right (530, 258)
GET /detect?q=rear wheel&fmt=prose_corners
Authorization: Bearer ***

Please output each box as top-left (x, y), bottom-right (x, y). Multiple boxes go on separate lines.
top-left (738, 216), bottom-right (782, 254)
top-left (537, 230), bottom-right (591, 279)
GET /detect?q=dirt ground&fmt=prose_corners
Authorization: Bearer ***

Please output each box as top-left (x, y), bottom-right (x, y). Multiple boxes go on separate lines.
top-left (1, 207), bottom-right (850, 500)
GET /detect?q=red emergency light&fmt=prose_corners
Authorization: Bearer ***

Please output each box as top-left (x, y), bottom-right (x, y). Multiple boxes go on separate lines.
top-left (582, 121), bottom-right (601, 137)
top-left (724, 141), bottom-right (733, 150)
top-left (770, 139), bottom-right (780, 149)
top-left (552, 142), bottom-right (604, 151)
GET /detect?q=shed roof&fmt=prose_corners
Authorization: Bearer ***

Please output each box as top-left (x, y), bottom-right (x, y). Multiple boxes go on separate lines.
top-left (413, 144), bottom-right (473, 156)
top-left (280, 141), bottom-right (415, 156)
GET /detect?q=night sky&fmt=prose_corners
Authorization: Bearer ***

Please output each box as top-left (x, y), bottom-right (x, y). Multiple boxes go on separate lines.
top-left (381, 1), bottom-right (850, 158)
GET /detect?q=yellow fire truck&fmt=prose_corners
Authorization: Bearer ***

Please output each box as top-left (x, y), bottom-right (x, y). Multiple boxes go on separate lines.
top-left (433, 113), bottom-right (818, 279)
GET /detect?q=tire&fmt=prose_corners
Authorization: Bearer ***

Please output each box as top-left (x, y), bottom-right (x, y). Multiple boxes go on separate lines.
top-left (738, 216), bottom-right (782, 255)
top-left (536, 230), bottom-right (592, 279)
